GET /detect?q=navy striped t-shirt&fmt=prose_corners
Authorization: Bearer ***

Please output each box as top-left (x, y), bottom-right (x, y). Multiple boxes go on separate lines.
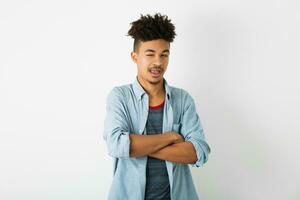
top-left (144, 100), bottom-right (170, 200)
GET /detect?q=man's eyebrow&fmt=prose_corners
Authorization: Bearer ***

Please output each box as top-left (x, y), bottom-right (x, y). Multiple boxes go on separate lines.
top-left (145, 49), bottom-right (170, 53)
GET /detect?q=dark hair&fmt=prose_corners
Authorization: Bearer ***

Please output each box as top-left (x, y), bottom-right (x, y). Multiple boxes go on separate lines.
top-left (127, 13), bottom-right (176, 52)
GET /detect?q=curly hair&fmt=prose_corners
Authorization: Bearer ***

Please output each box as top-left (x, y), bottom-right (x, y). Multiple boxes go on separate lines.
top-left (127, 13), bottom-right (176, 52)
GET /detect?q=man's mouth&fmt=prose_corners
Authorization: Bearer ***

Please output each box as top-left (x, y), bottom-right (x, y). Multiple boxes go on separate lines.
top-left (149, 68), bottom-right (162, 77)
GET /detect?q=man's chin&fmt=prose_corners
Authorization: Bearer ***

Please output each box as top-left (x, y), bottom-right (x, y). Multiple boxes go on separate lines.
top-left (148, 77), bottom-right (163, 85)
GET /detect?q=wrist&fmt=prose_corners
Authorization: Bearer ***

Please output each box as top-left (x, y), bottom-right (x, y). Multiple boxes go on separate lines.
top-left (165, 132), bottom-right (177, 144)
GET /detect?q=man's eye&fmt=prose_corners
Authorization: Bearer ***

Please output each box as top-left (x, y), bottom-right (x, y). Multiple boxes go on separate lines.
top-left (161, 54), bottom-right (169, 57)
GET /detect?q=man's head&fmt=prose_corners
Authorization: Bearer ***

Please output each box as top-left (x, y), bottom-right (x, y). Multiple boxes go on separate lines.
top-left (127, 13), bottom-right (176, 85)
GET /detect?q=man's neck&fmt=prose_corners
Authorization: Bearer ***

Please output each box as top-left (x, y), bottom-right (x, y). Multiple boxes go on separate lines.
top-left (137, 76), bottom-right (165, 98)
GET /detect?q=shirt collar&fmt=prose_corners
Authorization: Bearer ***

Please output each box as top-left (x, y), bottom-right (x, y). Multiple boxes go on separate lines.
top-left (132, 76), bottom-right (171, 101)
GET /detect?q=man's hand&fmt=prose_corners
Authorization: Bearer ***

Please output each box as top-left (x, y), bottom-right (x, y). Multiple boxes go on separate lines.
top-left (166, 131), bottom-right (184, 144)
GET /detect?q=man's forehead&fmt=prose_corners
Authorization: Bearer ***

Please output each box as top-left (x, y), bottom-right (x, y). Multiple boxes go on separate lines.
top-left (139, 40), bottom-right (170, 52)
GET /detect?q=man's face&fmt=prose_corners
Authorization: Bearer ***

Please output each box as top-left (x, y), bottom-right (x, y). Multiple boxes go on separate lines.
top-left (131, 39), bottom-right (170, 85)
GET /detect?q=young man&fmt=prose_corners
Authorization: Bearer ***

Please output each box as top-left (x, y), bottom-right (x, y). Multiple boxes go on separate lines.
top-left (103, 13), bottom-right (211, 200)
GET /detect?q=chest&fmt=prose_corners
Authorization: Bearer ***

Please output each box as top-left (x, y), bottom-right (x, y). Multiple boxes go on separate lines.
top-left (125, 96), bottom-right (183, 134)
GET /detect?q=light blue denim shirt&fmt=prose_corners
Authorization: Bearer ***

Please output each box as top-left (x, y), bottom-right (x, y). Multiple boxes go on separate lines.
top-left (103, 77), bottom-right (211, 200)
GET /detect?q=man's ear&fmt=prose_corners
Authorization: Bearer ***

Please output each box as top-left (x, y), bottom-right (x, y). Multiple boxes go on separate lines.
top-left (131, 51), bottom-right (138, 63)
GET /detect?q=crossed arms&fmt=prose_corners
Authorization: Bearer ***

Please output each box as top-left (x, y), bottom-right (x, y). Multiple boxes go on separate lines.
top-left (129, 132), bottom-right (198, 164)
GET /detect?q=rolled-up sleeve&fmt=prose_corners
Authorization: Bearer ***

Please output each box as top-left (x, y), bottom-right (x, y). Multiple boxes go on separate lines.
top-left (181, 91), bottom-right (211, 167)
top-left (103, 87), bottom-right (131, 158)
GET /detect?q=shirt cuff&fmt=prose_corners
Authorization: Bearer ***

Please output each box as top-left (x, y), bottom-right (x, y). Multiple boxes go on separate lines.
top-left (186, 138), bottom-right (210, 168)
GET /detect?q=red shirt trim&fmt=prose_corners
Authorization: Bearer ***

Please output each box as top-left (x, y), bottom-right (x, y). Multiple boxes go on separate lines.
top-left (149, 100), bottom-right (165, 110)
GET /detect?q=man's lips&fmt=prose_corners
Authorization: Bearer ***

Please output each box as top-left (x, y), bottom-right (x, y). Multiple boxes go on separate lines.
top-left (150, 70), bottom-right (162, 78)
top-left (149, 68), bottom-right (162, 77)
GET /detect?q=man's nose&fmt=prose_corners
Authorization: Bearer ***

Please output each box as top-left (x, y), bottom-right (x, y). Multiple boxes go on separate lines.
top-left (153, 55), bottom-right (163, 65)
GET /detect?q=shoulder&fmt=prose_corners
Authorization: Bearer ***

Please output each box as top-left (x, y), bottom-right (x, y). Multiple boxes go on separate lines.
top-left (168, 85), bottom-right (194, 102)
top-left (107, 83), bottom-right (132, 101)
top-left (108, 82), bottom-right (133, 95)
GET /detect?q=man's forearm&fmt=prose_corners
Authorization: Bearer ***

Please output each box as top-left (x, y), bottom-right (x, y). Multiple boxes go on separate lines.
top-left (149, 141), bottom-right (197, 164)
top-left (129, 133), bottom-right (180, 157)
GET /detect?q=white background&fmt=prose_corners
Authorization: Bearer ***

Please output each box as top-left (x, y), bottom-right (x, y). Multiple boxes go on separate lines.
top-left (1, 0), bottom-right (299, 199)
